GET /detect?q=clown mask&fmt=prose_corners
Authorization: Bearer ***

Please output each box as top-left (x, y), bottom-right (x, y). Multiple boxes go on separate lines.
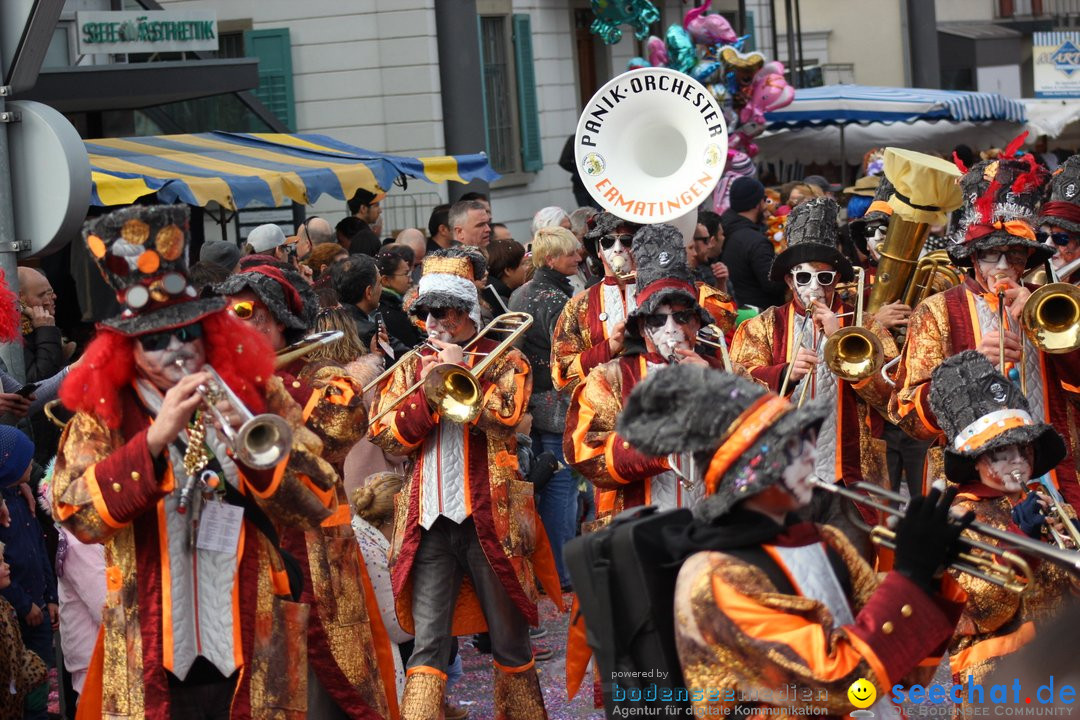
top-left (642, 304), bottom-right (694, 362)
top-left (974, 443), bottom-right (1034, 495)
top-left (866, 224), bottom-right (887, 262)
top-left (789, 262), bottom-right (836, 310)
top-left (600, 233), bottom-right (635, 276)
top-left (425, 309), bottom-right (467, 344)
top-left (780, 428), bottom-right (818, 506)
top-left (974, 246), bottom-right (1030, 292)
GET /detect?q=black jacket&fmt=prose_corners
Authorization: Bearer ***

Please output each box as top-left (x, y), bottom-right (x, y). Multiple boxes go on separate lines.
top-left (22, 326), bottom-right (64, 383)
top-left (719, 211), bottom-right (788, 310)
top-left (378, 290), bottom-right (424, 350)
top-left (344, 303), bottom-right (410, 359)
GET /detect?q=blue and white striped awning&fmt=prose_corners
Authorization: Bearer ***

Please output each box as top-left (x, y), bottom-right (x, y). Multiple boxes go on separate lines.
top-left (765, 85), bottom-right (1027, 129)
top-left (86, 131), bottom-right (500, 209)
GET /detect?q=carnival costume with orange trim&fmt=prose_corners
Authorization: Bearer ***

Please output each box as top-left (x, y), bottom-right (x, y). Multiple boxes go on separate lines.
top-left (927, 351), bottom-right (1078, 691)
top-left (214, 266), bottom-right (394, 719)
top-left (51, 205), bottom-right (338, 720)
top-left (730, 198), bottom-right (897, 517)
top-left (564, 224), bottom-right (726, 526)
top-left (616, 365), bottom-right (968, 720)
top-left (890, 152), bottom-right (1080, 506)
top-left (367, 251), bottom-right (562, 720)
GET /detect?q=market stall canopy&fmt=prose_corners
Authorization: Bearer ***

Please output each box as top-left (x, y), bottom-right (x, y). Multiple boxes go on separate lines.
top-left (764, 85), bottom-right (1027, 128)
top-left (1023, 98), bottom-right (1080, 140)
top-left (85, 131), bottom-right (500, 209)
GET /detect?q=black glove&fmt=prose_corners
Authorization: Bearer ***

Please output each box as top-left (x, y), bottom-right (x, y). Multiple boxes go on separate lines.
top-left (893, 486), bottom-right (975, 593)
top-left (1010, 491), bottom-right (1046, 539)
top-left (527, 451), bottom-right (559, 494)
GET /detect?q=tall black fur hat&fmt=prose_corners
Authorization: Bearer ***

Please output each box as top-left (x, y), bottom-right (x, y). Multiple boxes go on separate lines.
top-left (949, 154), bottom-right (1051, 269)
top-left (928, 350), bottom-right (1065, 484)
top-left (617, 365), bottom-right (828, 519)
top-left (84, 204), bottom-right (225, 336)
top-left (770, 197), bottom-right (855, 282)
top-left (582, 211), bottom-right (641, 275)
top-left (212, 263), bottom-right (317, 341)
top-left (1038, 155), bottom-right (1080, 234)
top-left (849, 176), bottom-right (895, 254)
top-left (625, 224), bottom-right (711, 338)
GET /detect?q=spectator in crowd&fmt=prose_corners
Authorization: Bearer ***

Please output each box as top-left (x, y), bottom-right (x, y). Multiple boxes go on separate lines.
top-left (331, 254), bottom-right (410, 357)
top-left (531, 206), bottom-right (571, 237)
top-left (568, 207), bottom-right (597, 244)
top-left (567, 206), bottom-right (599, 291)
top-left (694, 210), bottom-right (729, 293)
top-left (244, 223), bottom-right (288, 257)
top-left (0, 537), bottom-right (47, 720)
top-left (347, 188), bottom-right (384, 255)
top-left (0, 427), bottom-right (56, 720)
top-left (486, 238), bottom-right (528, 308)
top-left (336, 216), bottom-right (369, 254)
top-left (396, 228), bottom-right (428, 282)
top-left (459, 190), bottom-right (491, 213)
top-left (491, 223), bottom-right (514, 242)
top-left (559, 134), bottom-right (598, 209)
top-left (188, 261), bottom-right (232, 294)
top-left (720, 177), bottom-right (788, 310)
top-left (427, 204), bottom-right (455, 254)
top-left (508, 226), bottom-right (581, 588)
top-left (198, 239), bottom-right (241, 273)
top-left (803, 174), bottom-right (841, 199)
top-left (305, 242), bottom-right (349, 284)
top-left (779, 180), bottom-right (821, 208)
top-left (17, 268), bottom-right (66, 383)
top-left (376, 248), bottom-right (424, 349)
top-left (297, 215), bottom-right (335, 250)
top-left (450, 199), bottom-right (492, 248)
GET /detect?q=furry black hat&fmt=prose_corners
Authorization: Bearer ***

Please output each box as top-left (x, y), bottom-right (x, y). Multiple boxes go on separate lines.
top-left (928, 350), bottom-right (1065, 484)
top-left (582, 211), bottom-right (641, 276)
top-left (617, 365), bottom-right (829, 520)
top-left (1038, 155), bottom-right (1080, 234)
top-left (949, 155), bottom-right (1051, 269)
top-left (770, 197), bottom-right (855, 282)
top-left (212, 264), bottom-right (317, 341)
top-left (848, 176), bottom-right (895, 255)
top-left (84, 204), bottom-right (225, 336)
top-left (625, 224), bottom-right (711, 338)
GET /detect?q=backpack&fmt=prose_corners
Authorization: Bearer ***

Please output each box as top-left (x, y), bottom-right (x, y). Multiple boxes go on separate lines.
top-left (563, 505), bottom-right (695, 718)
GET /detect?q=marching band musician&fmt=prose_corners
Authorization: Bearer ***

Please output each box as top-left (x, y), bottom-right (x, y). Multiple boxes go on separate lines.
top-left (551, 211), bottom-right (640, 394)
top-left (214, 264), bottom-right (395, 719)
top-left (1037, 155), bottom-right (1080, 284)
top-left (927, 351), bottom-right (1079, 689)
top-left (564, 224), bottom-right (729, 526)
top-left (890, 150), bottom-right (1080, 507)
top-left (367, 250), bottom-right (562, 720)
top-left (730, 197), bottom-right (898, 557)
top-left (51, 206), bottom-right (340, 718)
top-left (616, 364), bottom-right (972, 720)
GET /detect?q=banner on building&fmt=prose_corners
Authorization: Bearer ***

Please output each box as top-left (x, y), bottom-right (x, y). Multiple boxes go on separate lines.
top-left (76, 11), bottom-right (218, 55)
top-left (1034, 32), bottom-right (1080, 98)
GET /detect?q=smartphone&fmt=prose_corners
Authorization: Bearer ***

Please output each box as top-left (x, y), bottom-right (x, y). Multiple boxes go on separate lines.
top-left (374, 313), bottom-right (395, 359)
top-left (15, 382), bottom-right (39, 398)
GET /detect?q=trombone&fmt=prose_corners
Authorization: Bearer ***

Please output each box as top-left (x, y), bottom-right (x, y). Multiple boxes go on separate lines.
top-left (823, 266), bottom-right (885, 382)
top-left (696, 323), bottom-right (733, 372)
top-left (1021, 282), bottom-right (1080, 355)
top-left (1029, 475), bottom-right (1080, 551)
top-left (778, 308), bottom-right (815, 406)
top-left (274, 330), bottom-right (344, 368)
top-left (367, 312), bottom-right (534, 426)
top-left (808, 477), bottom-right (1080, 593)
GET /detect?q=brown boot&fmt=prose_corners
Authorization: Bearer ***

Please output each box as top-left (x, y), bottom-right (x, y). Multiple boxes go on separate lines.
top-left (442, 699), bottom-right (470, 720)
top-left (401, 667), bottom-right (447, 720)
top-left (493, 660), bottom-right (547, 720)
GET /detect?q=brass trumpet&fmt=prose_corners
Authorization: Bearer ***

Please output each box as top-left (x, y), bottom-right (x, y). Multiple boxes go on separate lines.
top-left (808, 478), bottom-right (1080, 593)
top-left (175, 361), bottom-right (292, 470)
top-left (696, 324), bottom-right (733, 372)
top-left (824, 266), bottom-right (884, 382)
top-left (368, 312), bottom-right (533, 426)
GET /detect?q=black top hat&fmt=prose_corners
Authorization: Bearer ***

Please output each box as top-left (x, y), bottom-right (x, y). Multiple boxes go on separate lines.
top-left (1038, 155), bottom-right (1080, 234)
top-left (928, 350), bottom-right (1065, 484)
top-left (625, 224), bottom-right (711, 338)
top-left (84, 205), bottom-right (225, 336)
top-left (949, 157), bottom-right (1052, 269)
top-left (770, 197), bottom-right (855, 283)
top-left (618, 365), bottom-right (829, 520)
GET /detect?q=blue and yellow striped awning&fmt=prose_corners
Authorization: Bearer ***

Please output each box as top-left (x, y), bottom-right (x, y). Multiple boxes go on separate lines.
top-left (85, 131), bottom-right (500, 209)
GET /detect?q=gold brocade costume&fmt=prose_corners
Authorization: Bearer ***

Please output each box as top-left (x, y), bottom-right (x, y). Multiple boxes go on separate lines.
top-left (52, 376), bottom-right (336, 720)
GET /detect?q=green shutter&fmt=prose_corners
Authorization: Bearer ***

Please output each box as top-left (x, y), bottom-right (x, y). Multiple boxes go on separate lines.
top-left (512, 14), bottom-right (542, 173)
top-left (744, 10), bottom-right (756, 52)
top-left (243, 29), bottom-right (296, 132)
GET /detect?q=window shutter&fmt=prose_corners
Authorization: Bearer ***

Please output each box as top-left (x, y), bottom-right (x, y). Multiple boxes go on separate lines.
top-left (744, 10), bottom-right (756, 51)
top-left (243, 29), bottom-right (296, 131)
top-left (512, 14), bottom-right (542, 173)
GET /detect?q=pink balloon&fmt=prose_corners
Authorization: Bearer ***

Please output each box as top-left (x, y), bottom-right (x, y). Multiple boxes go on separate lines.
top-left (646, 35), bottom-right (668, 67)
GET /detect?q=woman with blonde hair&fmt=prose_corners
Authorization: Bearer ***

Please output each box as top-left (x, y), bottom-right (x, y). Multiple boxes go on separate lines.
top-left (508, 225), bottom-right (581, 588)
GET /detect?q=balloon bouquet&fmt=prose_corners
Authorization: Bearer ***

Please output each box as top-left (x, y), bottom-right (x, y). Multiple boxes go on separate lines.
top-left (590, 0), bottom-right (795, 214)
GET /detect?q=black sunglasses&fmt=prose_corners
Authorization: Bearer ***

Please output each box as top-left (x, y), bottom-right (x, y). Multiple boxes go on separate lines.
top-left (137, 323), bottom-right (204, 352)
top-left (1038, 230), bottom-right (1076, 247)
top-left (643, 309), bottom-right (696, 329)
top-left (599, 233), bottom-right (634, 250)
top-left (426, 307), bottom-right (453, 320)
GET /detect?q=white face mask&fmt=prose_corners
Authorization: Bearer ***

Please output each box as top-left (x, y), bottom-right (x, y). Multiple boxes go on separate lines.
top-left (425, 313), bottom-right (458, 344)
top-left (643, 306), bottom-right (691, 362)
top-left (975, 250), bottom-right (1024, 290)
top-left (780, 432), bottom-right (818, 506)
top-left (866, 225), bottom-right (886, 261)
top-left (602, 242), bottom-right (634, 276)
top-left (790, 262), bottom-right (829, 308)
top-left (975, 443), bottom-right (1034, 494)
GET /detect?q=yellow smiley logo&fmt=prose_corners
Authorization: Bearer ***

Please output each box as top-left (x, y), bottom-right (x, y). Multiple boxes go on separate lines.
top-left (848, 678), bottom-right (877, 709)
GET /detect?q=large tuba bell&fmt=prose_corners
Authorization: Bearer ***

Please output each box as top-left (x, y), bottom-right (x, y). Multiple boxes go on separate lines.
top-left (824, 267), bottom-right (884, 381)
top-left (1021, 282), bottom-right (1080, 353)
top-left (574, 67), bottom-right (727, 225)
top-left (900, 249), bottom-right (963, 308)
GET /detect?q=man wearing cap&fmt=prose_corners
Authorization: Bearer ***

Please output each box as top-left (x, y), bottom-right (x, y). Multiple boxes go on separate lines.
top-left (51, 205), bottom-right (340, 718)
top-left (719, 177), bottom-right (788, 310)
top-left (731, 198), bottom-right (898, 557)
top-left (214, 265), bottom-right (395, 718)
top-left (1038, 155), bottom-right (1080, 283)
top-left (616, 365), bottom-right (972, 719)
top-left (368, 250), bottom-right (561, 719)
top-left (927, 352), bottom-right (1077, 692)
top-left (198, 240), bottom-right (241, 274)
top-left (891, 152), bottom-right (1080, 506)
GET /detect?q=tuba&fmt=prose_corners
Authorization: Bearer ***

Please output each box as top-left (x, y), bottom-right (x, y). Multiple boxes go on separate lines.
top-left (574, 67), bottom-right (728, 226)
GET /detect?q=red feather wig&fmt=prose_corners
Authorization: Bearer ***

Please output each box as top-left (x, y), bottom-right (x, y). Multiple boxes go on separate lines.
top-left (0, 270), bottom-right (21, 344)
top-left (61, 310), bottom-right (276, 429)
